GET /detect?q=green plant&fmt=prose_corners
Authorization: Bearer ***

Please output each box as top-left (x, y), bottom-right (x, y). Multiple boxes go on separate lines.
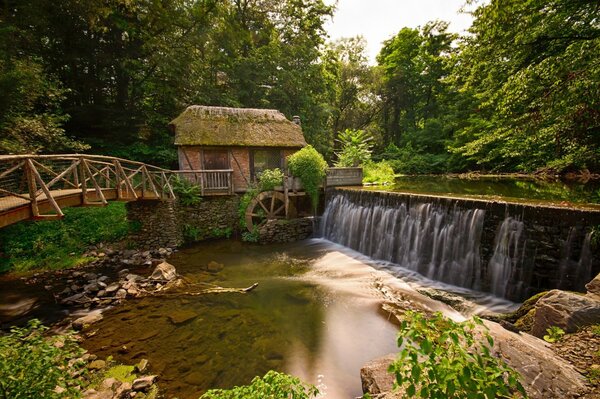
top-left (543, 326), bottom-right (565, 343)
top-left (287, 145), bottom-right (328, 211)
top-left (183, 224), bottom-right (200, 243)
top-left (335, 129), bottom-right (373, 167)
top-left (210, 227), bottom-right (233, 239)
top-left (258, 168), bottom-right (284, 191)
top-left (172, 176), bottom-right (202, 206)
top-left (239, 186), bottom-right (260, 228)
top-left (0, 319), bottom-right (87, 398)
top-left (200, 370), bottom-right (319, 399)
top-left (389, 311), bottom-right (527, 399)
top-left (241, 227), bottom-right (260, 243)
top-left (592, 324), bottom-right (600, 337)
top-left (588, 366), bottom-right (600, 385)
top-left (363, 161), bottom-right (395, 185)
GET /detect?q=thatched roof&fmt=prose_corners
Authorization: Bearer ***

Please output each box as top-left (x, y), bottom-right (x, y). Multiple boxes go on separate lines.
top-left (171, 105), bottom-right (306, 148)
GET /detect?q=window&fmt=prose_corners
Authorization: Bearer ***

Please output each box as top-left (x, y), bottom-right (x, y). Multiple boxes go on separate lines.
top-left (251, 149), bottom-right (282, 179)
top-left (202, 150), bottom-right (229, 170)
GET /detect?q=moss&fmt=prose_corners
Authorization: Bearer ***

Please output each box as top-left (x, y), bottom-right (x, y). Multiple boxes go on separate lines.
top-left (514, 308), bottom-right (536, 332)
top-left (505, 291), bottom-right (549, 324)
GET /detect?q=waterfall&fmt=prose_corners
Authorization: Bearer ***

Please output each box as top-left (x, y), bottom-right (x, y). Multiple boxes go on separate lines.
top-left (321, 192), bottom-right (485, 291)
top-left (487, 217), bottom-right (525, 298)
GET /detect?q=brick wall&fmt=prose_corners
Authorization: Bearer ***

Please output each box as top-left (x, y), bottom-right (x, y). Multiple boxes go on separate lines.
top-left (231, 148), bottom-right (251, 192)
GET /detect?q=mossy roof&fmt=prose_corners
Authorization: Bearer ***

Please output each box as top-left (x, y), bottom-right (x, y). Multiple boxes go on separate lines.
top-left (170, 105), bottom-right (306, 148)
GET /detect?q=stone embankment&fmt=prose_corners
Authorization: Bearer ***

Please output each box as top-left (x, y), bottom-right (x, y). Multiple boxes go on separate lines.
top-left (361, 272), bottom-right (600, 399)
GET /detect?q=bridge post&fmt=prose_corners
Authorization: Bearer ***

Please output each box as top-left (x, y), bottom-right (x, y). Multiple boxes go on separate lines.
top-left (113, 160), bottom-right (122, 200)
top-left (79, 157), bottom-right (88, 205)
top-left (25, 158), bottom-right (39, 217)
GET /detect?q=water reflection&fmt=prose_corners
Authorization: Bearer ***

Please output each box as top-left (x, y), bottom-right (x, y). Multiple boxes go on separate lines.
top-left (367, 175), bottom-right (600, 205)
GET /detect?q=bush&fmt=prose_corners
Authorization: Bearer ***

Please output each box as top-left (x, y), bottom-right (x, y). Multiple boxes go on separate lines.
top-left (363, 161), bottom-right (395, 185)
top-left (0, 319), bottom-right (87, 398)
top-left (377, 143), bottom-right (449, 175)
top-left (172, 176), bottom-right (202, 206)
top-left (287, 145), bottom-right (328, 210)
top-left (0, 202), bottom-right (132, 273)
top-left (200, 370), bottom-right (318, 399)
top-left (258, 168), bottom-right (284, 191)
top-left (335, 129), bottom-right (373, 167)
top-left (389, 311), bottom-right (527, 399)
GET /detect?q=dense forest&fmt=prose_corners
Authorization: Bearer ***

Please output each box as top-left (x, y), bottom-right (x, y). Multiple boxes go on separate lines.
top-left (1, 0), bottom-right (598, 174)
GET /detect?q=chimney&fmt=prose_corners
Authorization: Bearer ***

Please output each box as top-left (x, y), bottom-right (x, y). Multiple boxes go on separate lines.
top-left (292, 115), bottom-right (301, 126)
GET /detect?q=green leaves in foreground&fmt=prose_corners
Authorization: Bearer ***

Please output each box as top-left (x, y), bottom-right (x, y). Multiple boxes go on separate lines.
top-left (389, 311), bottom-right (527, 399)
top-left (0, 319), bottom-right (86, 399)
top-left (199, 370), bottom-right (319, 399)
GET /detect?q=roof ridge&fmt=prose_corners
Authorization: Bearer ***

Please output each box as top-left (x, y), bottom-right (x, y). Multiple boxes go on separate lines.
top-left (185, 105), bottom-right (286, 120)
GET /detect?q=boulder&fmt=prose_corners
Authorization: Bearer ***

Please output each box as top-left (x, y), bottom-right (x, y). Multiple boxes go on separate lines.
top-left (72, 311), bottom-right (103, 330)
top-left (360, 354), bottom-right (399, 397)
top-left (531, 289), bottom-right (600, 337)
top-left (105, 283), bottom-right (120, 294)
top-left (586, 272), bottom-right (600, 299)
top-left (88, 360), bottom-right (106, 370)
top-left (132, 375), bottom-right (157, 391)
top-left (206, 261), bottom-right (224, 273)
top-left (150, 262), bottom-right (177, 281)
top-left (115, 289), bottom-right (127, 299)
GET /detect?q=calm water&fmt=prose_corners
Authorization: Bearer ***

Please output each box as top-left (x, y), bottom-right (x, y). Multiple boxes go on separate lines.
top-left (366, 175), bottom-right (600, 206)
top-left (81, 240), bottom-right (401, 399)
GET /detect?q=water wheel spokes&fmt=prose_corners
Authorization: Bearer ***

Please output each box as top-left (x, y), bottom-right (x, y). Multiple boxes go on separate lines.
top-left (245, 191), bottom-right (294, 232)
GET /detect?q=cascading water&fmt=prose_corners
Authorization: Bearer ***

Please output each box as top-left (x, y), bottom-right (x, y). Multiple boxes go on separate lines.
top-left (321, 192), bottom-right (485, 291)
top-left (487, 217), bottom-right (525, 299)
top-left (320, 190), bottom-right (599, 302)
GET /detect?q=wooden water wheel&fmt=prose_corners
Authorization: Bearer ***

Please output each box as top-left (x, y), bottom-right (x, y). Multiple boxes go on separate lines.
top-left (244, 191), bottom-right (296, 232)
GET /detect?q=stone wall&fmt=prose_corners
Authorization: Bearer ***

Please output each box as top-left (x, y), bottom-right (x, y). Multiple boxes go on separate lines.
top-left (126, 196), bottom-right (239, 249)
top-left (258, 217), bottom-right (314, 244)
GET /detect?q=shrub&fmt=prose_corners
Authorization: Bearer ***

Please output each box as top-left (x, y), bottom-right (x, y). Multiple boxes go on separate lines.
top-left (363, 161), bottom-right (395, 185)
top-left (389, 311), bottom-right (527, 399)
top-left (0, 319), bottom-right (87, 398)
top-left (258, 168), bottom-right (284, 191)
top-left (172, 176), bottom-right (202, 206)
top-left (335, 129), bottom-right (373, 167)
top-left (200, 370), bottom-right (318, 399)
top-left (287, 145), bottom-right (328, 210)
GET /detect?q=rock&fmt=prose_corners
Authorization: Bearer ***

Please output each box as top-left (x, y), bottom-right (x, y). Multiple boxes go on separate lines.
top-left (135, 359), bottom-right (149, 373)
top-left (127, 286), bottom-right (140, 296)
top-left (531, 289), bottom-right (600, 337)
top-left (101, 377), bottom-right (120, 390)
top-left (150, 262), bottom-right (177, 281)
top-left (72, 311), bottom-right (103, 330)
top-left (168, 310), bottom-right (197, 325)
top-left (105, 283), bottom-right (120, 294)
top-left (118, 269), bottom-right (130, 276)
top-left (96, 290), bottom-right (107, 298)
top-left (114, 382), bottom-right (132, 398)
top-left (88, 360), bottom-right (106, 370)
top-left (206, 261), bottom-right (224, 273)
top-left (360, 354), bottom-right (399, 397)
top-left (126, 274), bottom-right (143, 283)
top-left (115, 289), bottom-right (127, 299)
top-left (132, 375), bottom-right (157, 391)
top-left (586, 272), bottom-right (600, 299)
top-left (84, 273), bottom-right (98, 280)
top-left (84, 282), bottom-right (100, 294)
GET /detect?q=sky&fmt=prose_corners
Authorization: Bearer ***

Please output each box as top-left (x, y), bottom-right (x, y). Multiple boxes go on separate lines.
top-left (324, 0), bottom-right (474, 63)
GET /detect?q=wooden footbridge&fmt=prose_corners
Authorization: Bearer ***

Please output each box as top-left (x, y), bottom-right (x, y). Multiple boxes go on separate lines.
top-left (0, 154), bottom-right (233, 228)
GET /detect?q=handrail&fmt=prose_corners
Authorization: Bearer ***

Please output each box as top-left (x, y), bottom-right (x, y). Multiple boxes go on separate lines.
top-left (0, 154), bottom-right (236, 226)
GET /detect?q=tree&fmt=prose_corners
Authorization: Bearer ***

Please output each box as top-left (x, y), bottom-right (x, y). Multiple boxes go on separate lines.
top-left (450, 0), bottom-right (600, 172)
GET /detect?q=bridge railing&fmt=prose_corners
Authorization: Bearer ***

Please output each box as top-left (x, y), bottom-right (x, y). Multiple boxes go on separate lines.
top-left (0, 154), bottom-right (235, 222)
top-left (175, 170), bottom-right (234, 196)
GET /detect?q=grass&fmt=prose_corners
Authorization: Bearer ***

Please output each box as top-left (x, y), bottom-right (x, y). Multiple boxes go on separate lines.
top-left (0, 202), bottom-right (132, 274)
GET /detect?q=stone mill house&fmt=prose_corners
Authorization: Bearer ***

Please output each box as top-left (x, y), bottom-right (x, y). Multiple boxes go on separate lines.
top-left (169, 105), bottom-right (306, 194)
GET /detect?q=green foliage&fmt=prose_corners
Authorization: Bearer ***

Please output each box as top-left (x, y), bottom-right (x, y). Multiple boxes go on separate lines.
top-left (102, 365), bottom-right (137, 384)
top-left (335, 129), bottom-right (373, 167)
top-left (183, 224), bottom-right (201, 243)
top-left (543, 326), bottom-right (565, 343)
top-left (239, 186), bottom-right (260, 229)
top-left (0, 319), bottom-right (86, 398)
top-left (378, 143), bottom-right (449, 175)
top-left (241, 227), bottom-right (261, 243)
top-left (592, 324), bottom-right (600, 337)
top-left (287, 145), bottom-right (328, 210)
top-left (258, 168), bottom-right (284, 191)
top-left (173, 176), bottom-right (202, 206)
top-left (200, 370), bottom-right (319, 399)
top-left (363, 161), bottom-right (395, 185)
top-left (0, 202), bottom-right (131, 273)
top-left (210, 227), bottom-right (233, 239)
top-left (389, 311), bottom-right (527, 399)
